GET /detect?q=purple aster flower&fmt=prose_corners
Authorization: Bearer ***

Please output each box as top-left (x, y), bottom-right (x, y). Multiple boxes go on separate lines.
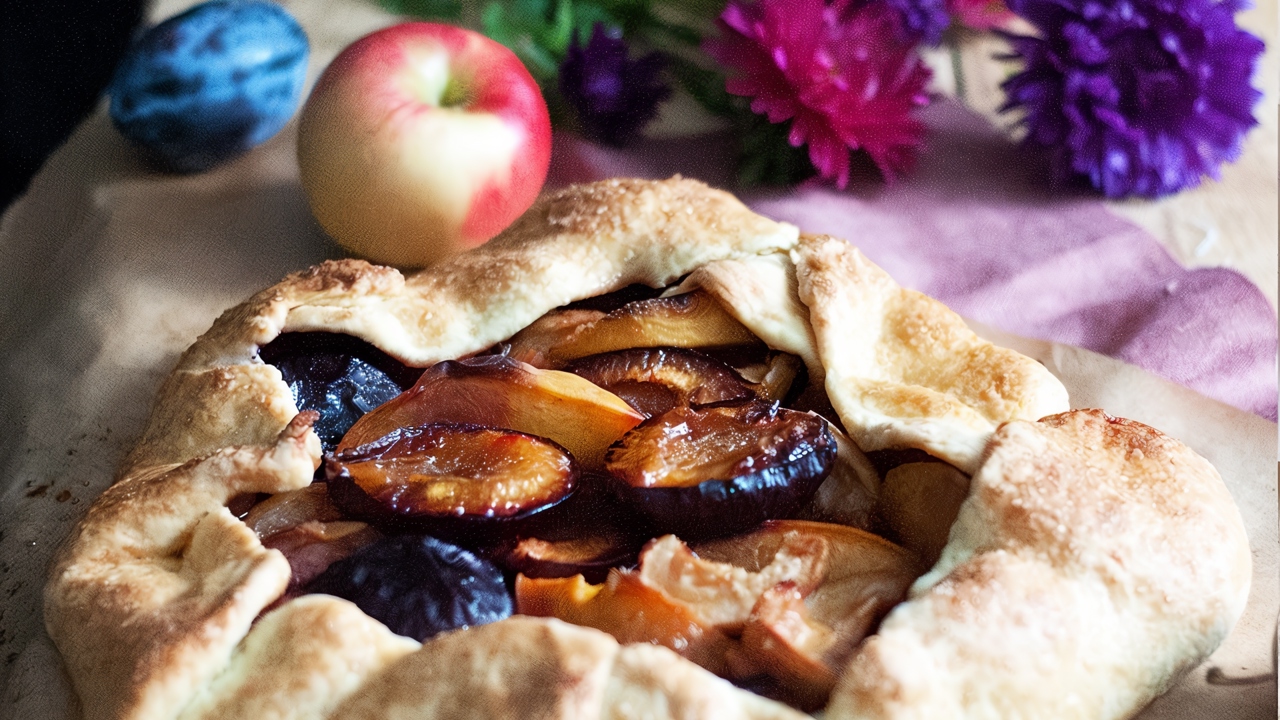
top-left (1000, 0), bottom-right (1264, 198)
top-left (559, 24), bottom-right (672, 146)
top-left (880, 0), bottom-right (951, 45)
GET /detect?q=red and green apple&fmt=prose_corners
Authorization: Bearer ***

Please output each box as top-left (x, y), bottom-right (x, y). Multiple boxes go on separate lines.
top-left (298, 22), bottom-right (551, 267)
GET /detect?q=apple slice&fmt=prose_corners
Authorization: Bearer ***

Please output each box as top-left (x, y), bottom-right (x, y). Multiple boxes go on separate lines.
top-left (750, 352), bottom-right (804, 403)
top-left (695, 520), bottom-right (920, 625)
top-left (876, 461), bottom-right (971, 566)
top-left (339, 356), bottom-right (644, 468)
top-left (515, 571), bottom-right (736, 675)
top-left (536, 290), bottom-right (761, 366)
top-left (242, 483), bottom-right (345, 540)
top-left (736, 582), bottom-right (839, 711)
top-left (635, 533), bottom-right (829, 631)
top-left (696, 519), bottom-right (921, 706)
top-left (263, 519), bottom-right (382, 592)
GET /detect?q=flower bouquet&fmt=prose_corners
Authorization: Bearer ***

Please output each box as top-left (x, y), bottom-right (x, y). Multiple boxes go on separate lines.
top-left (385, 0), bottom-right (1263, 198)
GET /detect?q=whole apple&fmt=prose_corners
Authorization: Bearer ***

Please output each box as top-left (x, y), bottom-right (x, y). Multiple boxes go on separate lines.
top-left (297, 23), bottom-right (551, 267)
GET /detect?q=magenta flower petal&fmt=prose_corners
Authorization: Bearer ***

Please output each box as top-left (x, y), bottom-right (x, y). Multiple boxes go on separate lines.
top-left (948, 0), bottom-right (1014, 30)
top-left (705, 0), bottom-right (932, 186)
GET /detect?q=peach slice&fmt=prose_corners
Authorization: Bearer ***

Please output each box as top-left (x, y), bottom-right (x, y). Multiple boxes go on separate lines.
top-left (515, 571), bottom-right (735, 675)
top-left (876, 461), bottom-right (971, 566)
top-left (339, 356), bottom-right (644, 468)
top-left (529, 290), bottom-right (761, 367)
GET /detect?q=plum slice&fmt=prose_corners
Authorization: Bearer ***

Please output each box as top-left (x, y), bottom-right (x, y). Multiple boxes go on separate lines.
top-left (605, 402), bottom-right (835, 539)
top-left (260, 332), bottom-right (422, 452)
top-left (307, 534), bottom-right (511, 641)
top-left (507, 290), bottom-right (760, 368)
top-left (496, 478), bottom-right (649, 583)
top-left (339, 356), bottom-right (643, 469)
top-left (565, 348), bottom-right (755, 418)
top-left (562, 283), bottom-right (669, 313)
top-left (326, 423), bottom-right (578, 536)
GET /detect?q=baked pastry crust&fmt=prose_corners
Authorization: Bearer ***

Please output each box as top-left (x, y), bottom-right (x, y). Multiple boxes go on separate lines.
top-left (44, 177), bottom-right (1248, 720)
top-left (829, 410), bottom-right (1252, 719)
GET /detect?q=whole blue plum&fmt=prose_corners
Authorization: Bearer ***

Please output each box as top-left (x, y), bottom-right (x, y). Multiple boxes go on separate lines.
top-left (109, 0), bottom-right (309, 172)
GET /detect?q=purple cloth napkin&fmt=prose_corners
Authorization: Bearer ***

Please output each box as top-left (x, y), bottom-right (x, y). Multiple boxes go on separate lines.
top-left (547, 100), bottom-right (1278, 421)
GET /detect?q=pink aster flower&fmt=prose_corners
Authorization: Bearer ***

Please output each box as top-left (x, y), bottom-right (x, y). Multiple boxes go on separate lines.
top-left (947, 0), bottom-right (1014, 31)
top-left (704, 0), bottom-right (932, 186)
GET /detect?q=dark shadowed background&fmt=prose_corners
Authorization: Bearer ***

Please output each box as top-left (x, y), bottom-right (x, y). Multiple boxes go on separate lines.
top-left (1, 0), bottom-right (146, 212)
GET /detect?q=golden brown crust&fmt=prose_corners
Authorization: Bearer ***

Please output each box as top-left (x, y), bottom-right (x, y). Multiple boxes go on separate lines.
top-left (43, 178), bottom-right (1247, 720)
top-left (828, 410), bottom-right (1251, 719)
top-left (794, 235), bottom-right (1070, 473)
top-left (675, 252), bottom-right (823, 382)
top-left (176, 596), bottom-right (420, 720)
top-left (45, 414), bottom-right (320, 720)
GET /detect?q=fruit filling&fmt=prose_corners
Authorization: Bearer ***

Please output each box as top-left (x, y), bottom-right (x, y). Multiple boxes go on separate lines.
top-left (605, 401), bottom-right (836, 539)
top-left (565, 347), bottom-right (755, 417)
top-left (515, 522), bottom-right (920, 711)
top-left (307, 534), bottom-right (512, 642)
top-left (327, 423), bottom-right (578, 530)
top-left (339, 355), bottom-right (643, 469)
top-left (254, 290), bottom-right (947, 711)
top-left (495, 479), bottom-right (649, 583)
top-left (260, 332), bottom-right (422, 451)
top-left (506, 290), bottom-right (759, 367)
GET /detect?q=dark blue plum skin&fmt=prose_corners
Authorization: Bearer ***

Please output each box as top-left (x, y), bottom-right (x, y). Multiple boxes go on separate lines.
top-left (108, 0), bottom-right (309, 172)
top-left (607, 403), bottom-right (836, 541)
top-left (277, 354), bottom-right (402, 452)
top-left (307, 535), bottom-right (512, 642)
top-left (259, 332), bottom-right (422, 453)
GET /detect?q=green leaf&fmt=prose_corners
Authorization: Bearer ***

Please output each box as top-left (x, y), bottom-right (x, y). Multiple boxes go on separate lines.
top-left (736, 113), bottom-right (816, 187)
top-left (664, 55), bottom-right (736, 117)
top-left (482, 0), bottom-right (561, 82)
top-left (377, 0), bottom-right (462, 20)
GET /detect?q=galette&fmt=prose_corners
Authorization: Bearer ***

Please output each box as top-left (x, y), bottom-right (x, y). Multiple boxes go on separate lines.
top-left (45, 177), bottom-right (1251, 720)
